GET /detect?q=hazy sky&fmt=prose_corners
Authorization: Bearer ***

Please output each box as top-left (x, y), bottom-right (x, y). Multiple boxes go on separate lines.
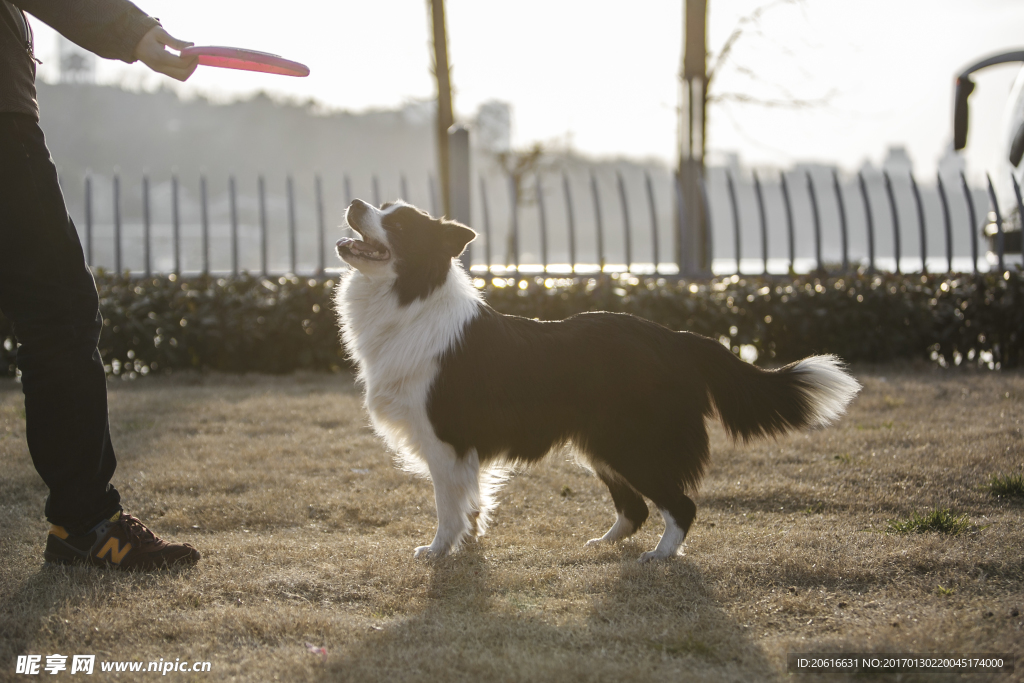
top-left (29, 0), bottom-right (1024, 178)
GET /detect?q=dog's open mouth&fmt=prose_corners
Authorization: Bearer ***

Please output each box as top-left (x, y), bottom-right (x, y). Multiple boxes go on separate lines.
top-left (337, 237), bottom-right (391, 262)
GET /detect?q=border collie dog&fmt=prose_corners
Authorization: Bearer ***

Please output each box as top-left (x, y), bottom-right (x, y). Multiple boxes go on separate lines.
top-left (335, 199), bottom-right (860, 562)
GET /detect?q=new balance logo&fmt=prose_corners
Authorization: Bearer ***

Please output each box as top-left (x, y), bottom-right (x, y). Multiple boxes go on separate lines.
top-left (96, 538), bottom-right (132, 564)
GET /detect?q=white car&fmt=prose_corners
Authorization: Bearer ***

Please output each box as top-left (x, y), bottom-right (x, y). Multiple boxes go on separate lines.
top-left (954, 50), bottom-right (1024, 256)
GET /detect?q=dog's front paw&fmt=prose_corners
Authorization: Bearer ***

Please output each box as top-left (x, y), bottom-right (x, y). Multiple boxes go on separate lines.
top-left (638, 549), bottom-right (681, 563)
top-left (585, 537), bottom-right (608, 548)
top-left (414, 544), bottom-right (451, 560)
top-left (413, 545), bottom-right (436, 559)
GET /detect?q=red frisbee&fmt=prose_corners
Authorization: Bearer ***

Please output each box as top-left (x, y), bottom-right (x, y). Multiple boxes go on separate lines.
top-left (179, 46), bottom-right (310, 77)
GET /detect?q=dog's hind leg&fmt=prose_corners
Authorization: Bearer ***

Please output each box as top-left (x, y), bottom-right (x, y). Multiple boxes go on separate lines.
top-left (414, 442), bottom-right (480, 559)
top-left (638, 499), bottom-right (696, 563)
top-left (608, 466), bottom-right (698, 562)
top-left (635, 489), bottom-right (696, 563)
top-left (586, 469), bottom-right (649, 547)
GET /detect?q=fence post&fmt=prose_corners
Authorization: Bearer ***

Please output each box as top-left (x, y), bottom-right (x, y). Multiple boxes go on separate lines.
top-left (909, 173), bottom-right (927, 273)
top-left (674, 174), bottom-right (686, 276)
top-left (479, 176), bottom-right (492, 274)
top-left (142, 174), bottom-right (151, 277)
top-left (883, 171), bottom-right (902, 274)
top-left (960, 171), bottom-right (978, 274)
top-left (344, 174), bottom-right (353, 207)
top-left (591, 172), bottom-right (605, 272)
top-left (85, 173), bottom-right (93, 268)
top-left (509, 174), bottom-right (520, 272)
top-left (780, 172), bottom-right (795, 273)
top-left (287, 175), bottom-right (297, 275)
top-left (726, 169), bottom-right (741, 275)
top-left (536, 174), bottom-right (549, 272)
top-left (200, 175), bottom-right (209, 275)
top-left (832, 171), bottom-right (849, 272)
top-left (698, 175), bottom-right (714, 275)
top-left (172, 174), bottom-right (180, 277)
top-left (448, 125), bottom-right (471, 266)
top-left (617, 171), bottom-right (632, 272)
top-left (113, 172), bottom-right (121, 275)
top-left (563, 172), bottom-right (577, 274)
top-left (229, 175), bottom-right (239, 277)
top-left (937, 173), bottom-right (953, 273)
top-left (858, 172), bottom-right (876, 273)
top-left (258, 175), bottom-right (267, 277)
top-left (806, 171), bottom-right (823, 274)
top-left (316, 175), bottom-right (325, 275)
top-left (400, 174), bottom-right (409, 202)
top-left (371, 175), bottom-right (381, 207)
top-left (645, 171), bottom-right (660, 275)
top-left (753, 171), bottom-right (768, 275)
top-left (986, 173), bottom-right (1005, 273)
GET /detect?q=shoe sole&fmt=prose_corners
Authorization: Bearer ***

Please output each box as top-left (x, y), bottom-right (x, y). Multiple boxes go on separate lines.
top-left (43, 552), bottom-right (200, 571)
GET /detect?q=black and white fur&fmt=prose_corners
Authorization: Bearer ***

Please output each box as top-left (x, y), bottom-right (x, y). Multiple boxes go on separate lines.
top-left (335, 199), bottom-right (861, 562)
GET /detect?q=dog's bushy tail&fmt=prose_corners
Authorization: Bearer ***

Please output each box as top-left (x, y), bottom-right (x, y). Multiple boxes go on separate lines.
top-left (682, 333), bottom-right (861, 442)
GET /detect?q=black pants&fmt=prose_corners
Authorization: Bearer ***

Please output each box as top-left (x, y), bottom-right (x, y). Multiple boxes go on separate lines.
top-left (0, 113), bottom-right (120, 534)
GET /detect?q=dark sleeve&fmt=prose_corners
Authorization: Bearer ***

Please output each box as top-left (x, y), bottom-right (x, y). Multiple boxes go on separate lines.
top-left (12, 0), bottom-right (158, 63)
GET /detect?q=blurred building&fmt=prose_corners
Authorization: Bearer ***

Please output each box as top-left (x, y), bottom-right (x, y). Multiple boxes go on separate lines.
top-left (473, 100), bottom-right (511, 153)
top-left (882, 145), bottom-right (913, 175)
top-left (57, 36), bottom-right (95, 84)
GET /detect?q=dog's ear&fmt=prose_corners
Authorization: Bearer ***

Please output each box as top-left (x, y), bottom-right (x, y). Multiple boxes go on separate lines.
top-left (441, 220), bottom-right (477, 258)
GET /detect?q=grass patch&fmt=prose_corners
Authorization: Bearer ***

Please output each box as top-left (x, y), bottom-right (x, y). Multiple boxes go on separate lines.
top-left (886, 508), bottom-right (971, 535)
top-left (988, 472), bottom-right (1024, 500)
top-left (2, 367), bottom-right (1023, 682)
top-left (649, 634), bottom-right (717, 660)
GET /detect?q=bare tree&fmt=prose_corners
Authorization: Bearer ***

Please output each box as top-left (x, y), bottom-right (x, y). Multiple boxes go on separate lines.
top-left (428, 0), bottom-right (454, 217)
top-left (678, 0), bottom-right (828, 276)
top-left (678, 0), bottom-right (709, 276)
top-left (706, 0), bottom-right (832, 110)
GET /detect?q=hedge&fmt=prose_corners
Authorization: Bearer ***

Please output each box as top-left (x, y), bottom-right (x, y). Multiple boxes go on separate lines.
top-left (0, 273), bottom-right (344, 378)
top-left (1, 269), bottom-right (1022, 378)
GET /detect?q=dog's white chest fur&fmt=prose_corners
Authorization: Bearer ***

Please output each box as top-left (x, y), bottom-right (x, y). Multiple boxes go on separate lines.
top-left (336, 267), bottom-right (481, 453)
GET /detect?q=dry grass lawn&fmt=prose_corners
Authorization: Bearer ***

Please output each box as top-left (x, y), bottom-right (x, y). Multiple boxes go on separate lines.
top-left (1, 365), bottom-right (1022, 682)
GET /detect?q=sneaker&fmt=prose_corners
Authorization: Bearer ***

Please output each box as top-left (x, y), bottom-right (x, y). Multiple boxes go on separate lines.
top-left (44, 511), bottom-right (200, 571)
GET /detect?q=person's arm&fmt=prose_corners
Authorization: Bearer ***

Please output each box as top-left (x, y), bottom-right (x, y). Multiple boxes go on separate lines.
top-left (12, 0), bottom-right (196, 81)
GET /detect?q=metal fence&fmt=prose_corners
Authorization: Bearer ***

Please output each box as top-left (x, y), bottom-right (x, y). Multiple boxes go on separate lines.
top-left (705, 167), bottom-right (1022, 277)
top-left (72, 165), bottom-right (1022, 280)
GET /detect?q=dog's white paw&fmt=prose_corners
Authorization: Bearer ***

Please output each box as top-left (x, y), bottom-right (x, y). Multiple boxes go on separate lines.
top-left (414, 544), bottom-right (454, 560)
top-left (585, 537), bottom-right (608, 548)
top-left (414, 545), bottom-right (438, 560)
top-left (638, 549), bottom-right (679, 563)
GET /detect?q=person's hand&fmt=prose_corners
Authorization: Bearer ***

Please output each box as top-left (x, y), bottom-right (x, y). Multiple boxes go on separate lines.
top-left (134, 26), bottom-right (198, 82)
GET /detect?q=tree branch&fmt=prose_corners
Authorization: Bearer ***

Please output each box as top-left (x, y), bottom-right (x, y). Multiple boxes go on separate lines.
top-left (707, 0), bottom-right (804, 86)
top-left (707, 89), bottom-right (837, 109)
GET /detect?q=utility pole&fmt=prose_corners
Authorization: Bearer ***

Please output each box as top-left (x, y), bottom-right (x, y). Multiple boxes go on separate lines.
top-left (429, 0), bottom-right (454, 217)
top-left (678, 0), bottom-right (709, 276)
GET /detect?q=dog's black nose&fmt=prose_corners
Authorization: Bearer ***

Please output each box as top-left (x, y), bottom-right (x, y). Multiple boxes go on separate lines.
top-left (348, 199), bottom-right (371, 217)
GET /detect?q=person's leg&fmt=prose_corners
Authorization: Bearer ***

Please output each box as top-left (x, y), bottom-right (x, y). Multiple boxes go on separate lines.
top-left (0, 113), bottom-right (119, 535)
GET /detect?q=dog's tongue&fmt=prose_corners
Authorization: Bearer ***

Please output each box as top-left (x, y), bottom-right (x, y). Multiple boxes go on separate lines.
top-left (350, 241), bottom-right (378, 255)
top-left (338, 237), bottom-right (389, 260)
top-left (338, 238), bottom-right (377, 255)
